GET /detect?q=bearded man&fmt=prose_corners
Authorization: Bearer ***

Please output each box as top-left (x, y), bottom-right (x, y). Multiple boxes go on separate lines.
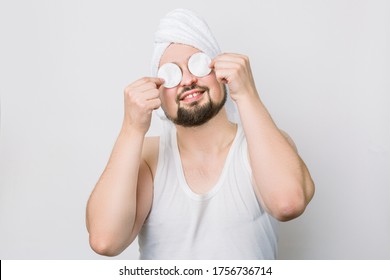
top-left (86, 9), bottom-right (315, 260)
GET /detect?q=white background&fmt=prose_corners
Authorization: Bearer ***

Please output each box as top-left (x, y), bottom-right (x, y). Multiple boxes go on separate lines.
top-left (0, 0), bottom-right (389, 259)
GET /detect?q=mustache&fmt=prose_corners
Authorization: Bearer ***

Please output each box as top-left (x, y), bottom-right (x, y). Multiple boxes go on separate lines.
top-left (176, 84), bottom-right (209, 102)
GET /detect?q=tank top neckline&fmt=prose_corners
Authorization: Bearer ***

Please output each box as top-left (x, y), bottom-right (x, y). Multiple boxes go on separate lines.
top-left (171, 125), bottom-right (242, 201)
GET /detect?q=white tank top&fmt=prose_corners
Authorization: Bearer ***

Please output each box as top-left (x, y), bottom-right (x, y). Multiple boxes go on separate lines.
top-left (138, 125), bottom-right (278, 259)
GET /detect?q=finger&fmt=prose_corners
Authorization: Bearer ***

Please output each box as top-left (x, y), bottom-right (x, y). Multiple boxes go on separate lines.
top-left (218, 53), bottom-right (248, 61)
top-left (210, 53), bottom-right (248, 67)
top-left (127, 77), bottom-right (165, 90)
top-left (136, 82), bottom-right (160, 93)
top-left (150, 77), bottom-right (165, 88)
top-left (141, 97), bottom-right (161, 112)
top-left (214, 68), bottom-right (233, 84)
top-left (143, 88), bottom-right (160, 100)
top-left (125, 81), bottom-right (162, 101)
top-left (212, 60), bottom-right (240, 71)
top-left (149, 98), bottom-right (161, 110)
top-left (137, 77), bottom-right (164, 87)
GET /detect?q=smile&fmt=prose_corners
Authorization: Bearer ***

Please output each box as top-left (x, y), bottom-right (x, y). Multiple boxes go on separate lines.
top-left (179, 89), bottom-right (205, 103)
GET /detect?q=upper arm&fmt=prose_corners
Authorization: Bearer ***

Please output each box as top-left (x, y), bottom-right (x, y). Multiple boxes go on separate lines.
top-left (278, 129), bottom-right (315, 204)
top-left (249, 129), bottom-right (314, 220)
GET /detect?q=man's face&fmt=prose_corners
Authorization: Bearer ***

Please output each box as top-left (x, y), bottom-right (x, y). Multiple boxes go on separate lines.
top-left (158, 44), bottom-right (226, 127)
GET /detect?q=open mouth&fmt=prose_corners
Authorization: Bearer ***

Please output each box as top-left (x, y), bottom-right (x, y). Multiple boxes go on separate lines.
top-left (179, 88), bottom-right (206, 103)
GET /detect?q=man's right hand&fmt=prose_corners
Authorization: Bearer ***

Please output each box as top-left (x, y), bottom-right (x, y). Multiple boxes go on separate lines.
top-left (122, 77), bottom-right (164, 134)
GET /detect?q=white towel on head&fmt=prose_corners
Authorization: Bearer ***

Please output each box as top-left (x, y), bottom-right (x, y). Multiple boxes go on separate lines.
top-left (151, 8), bottom-right (239, 123)
top-left (151, 9), bottom-right (220, 77)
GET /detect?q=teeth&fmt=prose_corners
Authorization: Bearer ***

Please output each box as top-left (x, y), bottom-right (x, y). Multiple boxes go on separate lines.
top-left (184, 92), bottom-right (200, 99)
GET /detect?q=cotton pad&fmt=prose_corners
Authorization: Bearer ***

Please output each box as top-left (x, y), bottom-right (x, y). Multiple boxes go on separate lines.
top-left (188, 52), bottom-right (212, 77)
top-left (158, 63), bottom-right (182, 88)
top-left (157, 52), bottom-right (212, 88)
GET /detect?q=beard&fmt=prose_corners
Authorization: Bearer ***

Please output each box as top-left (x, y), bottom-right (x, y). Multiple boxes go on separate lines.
top-left (165, 85), bottom-right (227, 127)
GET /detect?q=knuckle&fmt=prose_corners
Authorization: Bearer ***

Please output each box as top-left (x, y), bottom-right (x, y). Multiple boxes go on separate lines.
top-left (124, 88), bottom-right (135, 100)
top-left (152, 88), bottom-right (160, 96)
top-left (152, 99), bottom-right (161, 110)
top-left (124, 85), bottom-right (131, 95)
top-left (124, 90), bottom-right (132, 101)
top-left (140, 77), bottom-right (149, 84)
top-left (138, 101), bottom-right (147, 110)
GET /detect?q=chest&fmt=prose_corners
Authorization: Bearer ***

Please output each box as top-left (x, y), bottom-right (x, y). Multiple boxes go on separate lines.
top-left (180, 152), bottom-right (228, 195)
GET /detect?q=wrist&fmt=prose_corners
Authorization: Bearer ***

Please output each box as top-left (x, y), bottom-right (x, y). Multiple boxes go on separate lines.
top-left (120, 121), bottom-right (147, 139)
top-left (234, 89), bottom-right (262, 108)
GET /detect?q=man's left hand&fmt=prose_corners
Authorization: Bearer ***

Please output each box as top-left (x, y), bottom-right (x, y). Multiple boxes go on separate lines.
top-left (210, 53), bottom-right (258, 102)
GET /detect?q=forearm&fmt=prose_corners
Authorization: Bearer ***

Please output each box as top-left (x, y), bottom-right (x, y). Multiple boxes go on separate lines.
top-left (236, 92), bottom-right (314, 221)
top-left (212, 52), bottom-right (313, 220)
top-left (86, 125), bottom-right (145, 254)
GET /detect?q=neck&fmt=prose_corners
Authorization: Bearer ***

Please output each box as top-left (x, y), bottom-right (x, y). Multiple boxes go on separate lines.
top-left (175, 108), bottom-right (237, 153)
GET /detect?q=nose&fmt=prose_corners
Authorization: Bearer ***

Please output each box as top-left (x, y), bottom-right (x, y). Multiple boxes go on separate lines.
top-left (180, 67), bottom-right (198, 87)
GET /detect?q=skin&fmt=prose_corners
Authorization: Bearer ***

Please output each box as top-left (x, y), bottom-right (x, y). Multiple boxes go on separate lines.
top-left (86, 43), bottom-right (315, 256)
